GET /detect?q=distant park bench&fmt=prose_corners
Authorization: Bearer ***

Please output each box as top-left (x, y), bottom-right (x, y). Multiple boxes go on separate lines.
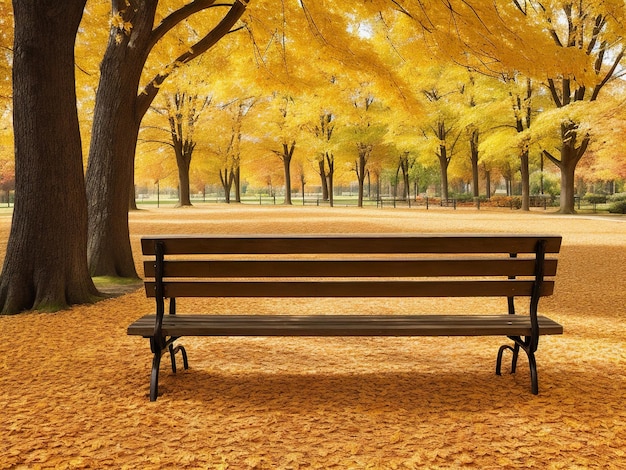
top-left (440, 198), bottom-right (457, 209)
top-left (127, 234), bottom-right (563, 401)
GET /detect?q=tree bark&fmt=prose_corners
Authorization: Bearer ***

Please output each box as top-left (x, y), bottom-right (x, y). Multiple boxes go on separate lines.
top-left (326, 153), bottom-right (335, 207)
top-left (544, 121), bottom-right (588, 214)
top-left (85, 2), bottom-right (157, 278)
top-left (0, 0), bottom-right (99, 314)
top-left (176, 155), bottom-right (192, 206)
top-left (85, 1), bottom-right (248, 277)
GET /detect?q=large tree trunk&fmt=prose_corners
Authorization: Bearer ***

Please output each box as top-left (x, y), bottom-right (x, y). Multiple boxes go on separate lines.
top-left (544, 121), bottom-right (588, 214)
top-left (85, 2), bottom-right (248, 277)
top-left (85, 5), bottom-right (157, 278)
top-left (0, 0), bottom-right (99, 314)
top-left (557, 152), bottom-right (578, 215)
top-left (86, 80), bottom-right (142, 278)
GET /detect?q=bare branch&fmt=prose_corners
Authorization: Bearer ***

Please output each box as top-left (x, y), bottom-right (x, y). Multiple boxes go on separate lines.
top-left (591, 48), bottom-right (624, 101)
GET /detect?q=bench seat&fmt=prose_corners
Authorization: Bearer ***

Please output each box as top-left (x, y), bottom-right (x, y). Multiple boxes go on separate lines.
top-left (128, 314), bottom-right (564, 337)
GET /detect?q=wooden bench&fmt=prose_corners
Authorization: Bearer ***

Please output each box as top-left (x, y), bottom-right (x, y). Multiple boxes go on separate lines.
top-left (127, 234), bottom-right (563, 401)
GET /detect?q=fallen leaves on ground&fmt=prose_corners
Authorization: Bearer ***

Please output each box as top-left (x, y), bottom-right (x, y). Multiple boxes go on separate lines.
top-left (1, 206), bottom-right (625, 469)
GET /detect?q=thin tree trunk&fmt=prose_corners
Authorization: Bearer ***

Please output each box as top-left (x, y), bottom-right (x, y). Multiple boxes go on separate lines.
top-left (326, 153), bottom-right (335, 207)
top-left (470, 130), bottom-right (480, 198)
top-left (234, 166), bottom-right (241, 203)
top-left (177, 158), bottom-right (192, 206)
top-left (318, 158), bottom-right (328, 201)
top-left (356, 152), bottom-right (367, 207)
top-left (220, 168), bottom-right (233, 203)
top-left (280, 142), bottom-right (295, 205)
top-left (520, 150), bottom-right (530, 211)
top-left (438, 145), bottom-right (450, 201)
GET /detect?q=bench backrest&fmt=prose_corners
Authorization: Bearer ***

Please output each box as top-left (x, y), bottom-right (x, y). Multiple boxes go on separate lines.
top-left (142, 234), bottom-right (561, 300)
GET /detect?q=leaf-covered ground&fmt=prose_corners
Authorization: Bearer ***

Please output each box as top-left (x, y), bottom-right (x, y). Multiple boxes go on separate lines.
top-left (1, 206), bottom-right (625, 469)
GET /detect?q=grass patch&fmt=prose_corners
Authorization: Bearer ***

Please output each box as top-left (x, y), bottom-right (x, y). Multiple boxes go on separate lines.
top-left (92, 276), bottom-right (143, 296)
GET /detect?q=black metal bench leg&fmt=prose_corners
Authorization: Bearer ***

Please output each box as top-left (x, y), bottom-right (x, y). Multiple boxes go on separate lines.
top-left (150, 350), bottom-right (162, 402)
top-left (497, 340), bottom-right (539, 395)
top-left (169, 344), bottom-right (177, 373)
top-left (528, 349), bottom-right (539, 395)
top-left (169, 343), bottom-right (189, 373)
top-left (510, 343), bottom-right (520, 373)
top-left (496, 344), bottom-right (514, 376)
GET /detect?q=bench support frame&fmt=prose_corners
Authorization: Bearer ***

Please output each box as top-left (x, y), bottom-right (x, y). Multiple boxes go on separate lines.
top-left (495, 239), bottom-right (546, 394)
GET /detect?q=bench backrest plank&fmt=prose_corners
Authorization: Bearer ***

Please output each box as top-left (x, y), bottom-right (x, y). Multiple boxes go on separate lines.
top-left (144, 259), bottom-right (558, 278)
top-left (141, 234), bottom-right (562, 255)
top-left (141, 234), bottom-right (560, 300)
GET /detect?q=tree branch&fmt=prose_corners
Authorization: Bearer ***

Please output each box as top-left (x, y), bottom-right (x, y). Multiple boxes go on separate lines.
top-left (547, 78), bottom-right (562, 108)
top-left (542, 149), bottom-right (561, 167)
top-left (136, 1), bottom-right (249, 120)
top-left (149, 1), bottom-right (223, 51)
top-left (591, 48), bottom-right (624, 101)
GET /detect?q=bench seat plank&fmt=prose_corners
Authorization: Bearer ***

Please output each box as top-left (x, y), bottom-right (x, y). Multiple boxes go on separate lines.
top-left (128, 314), bottom-right (564, 337)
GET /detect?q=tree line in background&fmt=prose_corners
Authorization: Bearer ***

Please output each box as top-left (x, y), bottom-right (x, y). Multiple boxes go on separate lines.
top-left (0, 0), bottom-right (624, 314)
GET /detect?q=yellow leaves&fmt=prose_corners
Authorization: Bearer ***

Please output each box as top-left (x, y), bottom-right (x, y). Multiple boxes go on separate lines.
top-left (111, 12), bottom-right (133, 36)
top-left (110, 10), bottom-right (133, 47)
top-left (2, 209), bottom-right (626, 468)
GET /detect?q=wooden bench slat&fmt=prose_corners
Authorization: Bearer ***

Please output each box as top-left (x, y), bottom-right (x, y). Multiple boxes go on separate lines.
top-left (144, 258), bottom-right (559, 278)
top-left (144, 280), bottom-right (555, 298)
top-left (141, 234), bottom-right (562, 255)
top-left (127, 314), bottom-right (564, 337)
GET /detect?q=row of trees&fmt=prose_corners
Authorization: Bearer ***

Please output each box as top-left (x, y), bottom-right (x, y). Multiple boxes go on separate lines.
top-left (0, 1), bottom-right (624, 314)
top-left (133, 2), bottom-right (626, 213)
